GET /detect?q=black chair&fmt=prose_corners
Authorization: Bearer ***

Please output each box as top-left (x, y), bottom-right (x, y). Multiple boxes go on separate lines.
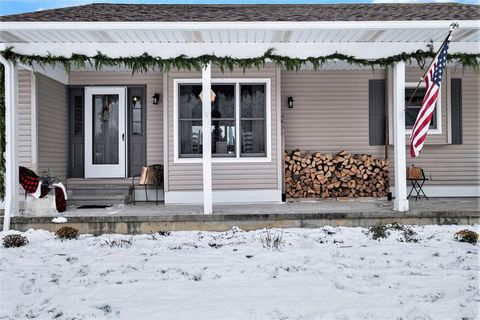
top-left (407, 166), bottom-right (429, 200)
top-left (131, 164), bottom-right (164, 205)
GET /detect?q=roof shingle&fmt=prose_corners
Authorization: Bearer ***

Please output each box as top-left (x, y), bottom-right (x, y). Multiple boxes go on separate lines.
top-left (1, 3), bottom-right (479, 22)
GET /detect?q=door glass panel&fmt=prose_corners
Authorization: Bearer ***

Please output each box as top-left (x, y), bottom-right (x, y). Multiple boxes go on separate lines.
top-left (132, 95), bottom-right (142, 135)
top-left (92, 94), bottom-right (119, 164)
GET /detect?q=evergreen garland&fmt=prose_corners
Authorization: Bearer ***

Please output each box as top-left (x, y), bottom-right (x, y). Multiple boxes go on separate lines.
top-left (1, 47), bottom-right (479, 74)
top-left (0, 47), bottom-right (478, 199)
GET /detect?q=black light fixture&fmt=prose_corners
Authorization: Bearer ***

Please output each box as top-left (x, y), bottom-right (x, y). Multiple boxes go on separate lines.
top-left (287, 96), bottom-right (294, 108)
top-left (152, 93), bottom-right (160, 105)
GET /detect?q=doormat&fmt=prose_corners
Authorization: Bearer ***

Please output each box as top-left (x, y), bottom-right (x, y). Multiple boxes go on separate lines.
top-left (77, 205), bottom-right (113, 209)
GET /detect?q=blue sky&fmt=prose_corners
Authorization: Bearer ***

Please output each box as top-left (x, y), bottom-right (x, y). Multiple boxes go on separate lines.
top-left (0, 0), bottom-right (474, 16)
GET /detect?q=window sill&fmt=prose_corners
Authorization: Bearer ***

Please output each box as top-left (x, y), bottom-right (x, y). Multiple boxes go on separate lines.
top-left (405, 129), bottom-right (442, 135)
top-left (174, 157), bottom-right (272, 164)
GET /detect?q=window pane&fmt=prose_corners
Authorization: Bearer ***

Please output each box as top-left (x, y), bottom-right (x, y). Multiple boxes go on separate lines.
top-left (212, 120), bottom-right (235, 157)
top-left (73, 95), bottom-right (83, 136)
top-left (241, 120), bottom-right (265, 156)
top-left (241, 84), bottom-right (266, 118)
top-left (179, 120), bottom-right (203, 157)
top-left (179, 85), bottom-right (202, 119)
top-left (212, 85), bottom-right (235, 119)
top-left (133, 122), bottom-right (141, 135)
top-left (405, 87), bottom-right (436, 129)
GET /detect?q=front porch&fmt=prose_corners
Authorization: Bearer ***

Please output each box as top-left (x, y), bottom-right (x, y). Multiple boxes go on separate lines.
top-left (1, 18), bottom-right (479, 231)
top-left (4, 198), bottom-right (479, 234)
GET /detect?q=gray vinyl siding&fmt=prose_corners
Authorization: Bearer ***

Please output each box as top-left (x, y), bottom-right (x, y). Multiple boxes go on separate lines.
top-left (282, 69), bottom-right (386, 156)
top-left (68, 71), bottom-right (163, 165)
top-left (37, 74), bottom-right (67, 180)
top-left (281, 67), bottom-right (479, 187)
top-left (167, 65), bottom-right (279, 191)
top-left (18, 69), bottom-right (32, 169)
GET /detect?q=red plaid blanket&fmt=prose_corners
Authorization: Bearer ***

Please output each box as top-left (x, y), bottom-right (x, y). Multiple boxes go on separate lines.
top-left (19, 166), bottom-right (67, 213)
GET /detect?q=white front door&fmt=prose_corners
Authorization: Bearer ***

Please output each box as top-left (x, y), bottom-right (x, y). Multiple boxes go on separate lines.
top-left (84, 87), bottom-right (127, 178)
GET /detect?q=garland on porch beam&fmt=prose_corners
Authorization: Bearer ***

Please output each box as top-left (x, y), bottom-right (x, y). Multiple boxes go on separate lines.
top-left (1, 47), bottom-right (479, 74)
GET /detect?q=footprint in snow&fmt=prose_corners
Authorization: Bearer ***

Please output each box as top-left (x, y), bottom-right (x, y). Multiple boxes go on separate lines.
top-left (20, 278), bottom-right (35, 295)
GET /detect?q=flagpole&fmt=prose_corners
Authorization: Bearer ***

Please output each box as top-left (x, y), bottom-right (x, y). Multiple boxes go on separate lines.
top-left (403, 23), bottom-right (458, 111)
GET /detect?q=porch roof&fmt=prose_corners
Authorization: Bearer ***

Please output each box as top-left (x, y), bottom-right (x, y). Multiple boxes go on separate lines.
top-left (0, 4), bottom-right (478, 69)
top-left (1, 3), bottom-right (478, 22)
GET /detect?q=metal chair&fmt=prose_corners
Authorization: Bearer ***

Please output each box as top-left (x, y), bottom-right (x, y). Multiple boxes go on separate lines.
top-left (407, 166), bottom-right (429, 200)
top-left (131, 164), bottom-right (164, 205)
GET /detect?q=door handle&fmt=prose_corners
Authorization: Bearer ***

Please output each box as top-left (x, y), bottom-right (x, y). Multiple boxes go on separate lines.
top-left (122, 133), bottom-right (125, 141)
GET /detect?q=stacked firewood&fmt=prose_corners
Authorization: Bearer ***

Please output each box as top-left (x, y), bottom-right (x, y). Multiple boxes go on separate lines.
top-left (284, 149), bottom-right (389, 198)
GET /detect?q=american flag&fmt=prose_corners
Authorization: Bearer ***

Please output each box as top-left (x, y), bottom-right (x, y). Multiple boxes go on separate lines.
top-left (409, 39), bottom-right (449, 158)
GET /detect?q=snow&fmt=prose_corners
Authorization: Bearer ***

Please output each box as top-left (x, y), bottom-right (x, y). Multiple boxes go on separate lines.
top-left (0, 225), bottom-right (478, 320)
top-left (51, 217), bottom-right (67, 224)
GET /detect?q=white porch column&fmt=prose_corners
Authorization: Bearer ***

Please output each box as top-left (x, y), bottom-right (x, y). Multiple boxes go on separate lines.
top-left (202, 63), bottom-right (213, 214)
top-left (392, 61), bottom-right (409, 212)
top-left (1, 57), bottom-right (19, 230)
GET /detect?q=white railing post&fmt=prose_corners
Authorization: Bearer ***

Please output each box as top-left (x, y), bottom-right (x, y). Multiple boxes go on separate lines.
top-left (392, 61), bottom-right (409, 212)
top-left (1, 57), bottom-right (19, 230)
top-left (202, 63), bottom-right (213, 214)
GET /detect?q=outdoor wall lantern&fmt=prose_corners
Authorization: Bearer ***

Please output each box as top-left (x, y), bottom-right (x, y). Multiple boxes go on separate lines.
top-left (287, 96), bottom-right (295, 108)
top-left (152, 93), bottom-right (160, 105)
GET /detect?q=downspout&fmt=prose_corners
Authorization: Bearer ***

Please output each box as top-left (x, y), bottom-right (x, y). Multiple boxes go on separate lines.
top-left (0, 55), bottom-right (18, 231)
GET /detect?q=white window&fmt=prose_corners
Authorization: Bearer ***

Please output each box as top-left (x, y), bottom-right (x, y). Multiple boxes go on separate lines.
top-left (405, 82), bottom-right (441, 134)
top-left (174, 79), bottom-right (271, 163)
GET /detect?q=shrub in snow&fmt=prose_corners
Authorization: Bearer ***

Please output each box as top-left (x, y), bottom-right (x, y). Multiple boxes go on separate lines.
top-left (261, 229), bottom-right (284, 250)
top-left (454, 229), bottom-right (478, 245)
top-left (55, 226), bottom-right (79, 240)
top-left (2, 234), bottom-right (28, 248)
top-left (101, 236), bottom-right (134, 248)
top-left (367, 223), bottom-right (418, 243)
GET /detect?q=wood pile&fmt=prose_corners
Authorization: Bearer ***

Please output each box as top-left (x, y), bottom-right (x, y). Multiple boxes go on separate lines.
top-left (284, 149), bottom-right (389, 198)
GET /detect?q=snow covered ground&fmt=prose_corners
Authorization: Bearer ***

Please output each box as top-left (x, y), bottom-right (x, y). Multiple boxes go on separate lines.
top-left (0, 225), bottom-right (478, 320)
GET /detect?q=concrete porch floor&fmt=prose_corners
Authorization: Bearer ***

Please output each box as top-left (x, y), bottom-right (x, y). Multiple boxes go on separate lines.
top-left (3, 198), bottom-right (479, 234)
top-left (17, 197), bottom-right (480, 217)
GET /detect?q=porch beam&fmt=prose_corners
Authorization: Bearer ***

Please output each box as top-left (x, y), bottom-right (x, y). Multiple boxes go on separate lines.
top-left (2, 42), bottom-right (478, 61)
top-left (202, 62), bottom-right (213, 214)
top-left (1, 56), bottom-right (19, 230)
top-left (392, 61), bottom-right (409, 212)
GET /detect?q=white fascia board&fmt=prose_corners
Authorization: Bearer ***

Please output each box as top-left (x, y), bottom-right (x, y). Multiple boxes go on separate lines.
top-left (0, 20), bottom-right (479, 30)
top-left (3, 42), bottom-right (479, 60)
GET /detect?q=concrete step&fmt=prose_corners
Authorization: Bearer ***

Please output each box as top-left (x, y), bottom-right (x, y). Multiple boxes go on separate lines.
top-left (66, 179), bottom-right (132, 186)
top-left (68, 194), bottom-right (131, 206)
top-left (68, 185), bottom-right (132, 197)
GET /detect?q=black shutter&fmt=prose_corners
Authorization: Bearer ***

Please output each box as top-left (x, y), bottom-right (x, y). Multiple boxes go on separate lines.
top-left (128, 86), bottom-right (147, 177)
top-left (68, 87), bottom-right (85, 178)
top-left (451, 78), bottom-right (462, 145)
top-left (369, 79), bottom-right (386, 146)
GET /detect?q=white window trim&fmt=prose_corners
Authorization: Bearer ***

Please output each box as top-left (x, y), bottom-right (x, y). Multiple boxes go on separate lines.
top-left (405, 82), bottom-right (442, 135)
top-left (173, 78), bottom-right (271, 164)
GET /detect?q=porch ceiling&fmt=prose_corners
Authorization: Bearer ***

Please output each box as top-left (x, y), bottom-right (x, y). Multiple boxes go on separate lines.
top-left (0, 21), bottom-right (478, 59)
top-left (1, 26), bottom-right (478, 44)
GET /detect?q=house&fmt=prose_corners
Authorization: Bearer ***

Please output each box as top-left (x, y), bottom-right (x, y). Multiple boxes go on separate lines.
top-left (0, 3), bottom-right (479, 228)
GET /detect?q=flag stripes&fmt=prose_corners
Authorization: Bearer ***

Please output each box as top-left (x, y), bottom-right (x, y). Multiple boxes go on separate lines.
top-left (409, 38), bottom-right (449, 158)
